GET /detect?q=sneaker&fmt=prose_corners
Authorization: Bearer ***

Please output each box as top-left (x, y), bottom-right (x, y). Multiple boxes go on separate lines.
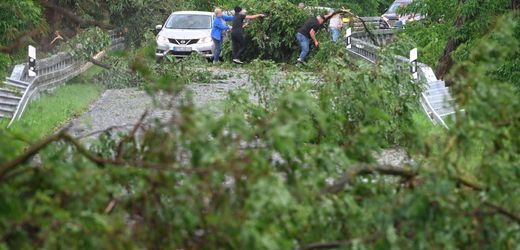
top-left (297, 58), bottom-right (305, 65)
top-left (233, 59), bottom-right (245, 64)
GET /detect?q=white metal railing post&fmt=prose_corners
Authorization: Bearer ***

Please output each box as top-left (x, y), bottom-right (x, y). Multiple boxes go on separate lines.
top-left (28, 45), bottom-right (37, 77)
top-left (410, 48), bottom-right (418, 80)
top-left (345, 28), bottom-right (352, 49)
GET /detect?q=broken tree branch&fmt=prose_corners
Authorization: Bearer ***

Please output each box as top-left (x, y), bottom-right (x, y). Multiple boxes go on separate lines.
top-left (324, 163), bottom-right (485, 194)
top-left (301, 240), bottom-right (353, 250)
top-left (116, 111), bottom-right (148, 161)
top-left (76, 124), bottom-right (136, 139)
top-left (88, 57), bottom-right (112, 70)
top-left (301, 233), bottom-right (381, 250)
top-left (37, 0), bottom-right (110, 29)
top-left (484, 201), bottom-right (520, 225)
top-left (0, 130), bottom-right (65, 178)
top-left (340, 8), bottom-right (380, 46)
top-left (325, 164), bottom-right (418, 194)
top-left (0, 130), bottom-right (208, 180)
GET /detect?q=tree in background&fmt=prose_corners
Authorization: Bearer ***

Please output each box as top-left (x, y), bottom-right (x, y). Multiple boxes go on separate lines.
top-left (0, 0), bottom-right (44, 78)
top-left (404, 0), bottom-right (516, 81)
top-left (285, 0), bottom-right (393, 16)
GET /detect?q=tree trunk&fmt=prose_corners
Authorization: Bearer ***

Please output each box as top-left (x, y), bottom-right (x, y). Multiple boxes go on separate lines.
top-left (88, 58), bottom-right (111, 70)
top-left (513, 0), bottom-right (518, 11)
top-left (41, 0), bottom-right (59, 53)
top-left (38, 0), bottom-right (109, 29)
top-left (435, 1), bottom-right (465, 82)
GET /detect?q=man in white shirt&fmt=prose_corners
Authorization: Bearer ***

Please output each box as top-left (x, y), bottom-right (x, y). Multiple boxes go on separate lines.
top-left (328, 12), bottom-right (343, 42)
top-left (396, 3), bottom-right (408, 29)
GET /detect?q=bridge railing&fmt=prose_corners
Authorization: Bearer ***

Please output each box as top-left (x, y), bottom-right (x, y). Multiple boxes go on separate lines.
top-left (5, 29), bottom-right (125, 127)
top-left (345, 28), bottom-right (451, 129)
top-left (348, 37), bottom-right (380, 63)
top-left (352, 29), bottom-right (396, 46)
top-left (351, 17), bottom-right (381, 32)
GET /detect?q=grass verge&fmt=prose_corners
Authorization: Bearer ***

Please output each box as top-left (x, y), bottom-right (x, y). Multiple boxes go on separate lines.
top-left (1, 66), bottom-right (104, 146)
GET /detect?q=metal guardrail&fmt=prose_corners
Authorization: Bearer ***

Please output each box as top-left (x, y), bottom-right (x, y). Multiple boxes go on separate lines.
top-left (351, 17), bottom-right (381, 32)
top-left (345, 26), bottom-right (456, 129)
top-left (1, 29), bottom-right (125, 127)
top-left (352, 29), bottom-right (396, 46)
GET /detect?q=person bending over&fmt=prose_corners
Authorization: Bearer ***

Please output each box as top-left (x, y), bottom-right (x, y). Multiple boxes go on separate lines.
top-left (211, 8), bottom-right (233, 63)
top-left (295, 13), bottom-right (333, 64)
top-left (231, 6), bottom-right (265, 64)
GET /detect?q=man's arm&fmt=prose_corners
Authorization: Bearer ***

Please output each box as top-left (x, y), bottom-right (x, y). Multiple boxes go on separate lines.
top-left (215, 19), bottom-right (230, 31)
top-left (223, 15), bottom-right (234, 21)
top-left (323, 9), bottom-right (350, 23)
top-left (310, 29), bottom-right (319, 47)
top-left (323, 12), bottom-right (334, 20)
top-left (245, 14), bottom-right (266, 19)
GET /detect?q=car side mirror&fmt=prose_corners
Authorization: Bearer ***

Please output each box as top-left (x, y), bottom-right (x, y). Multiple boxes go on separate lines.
top-left (155, 25), bottom-right (163, 35)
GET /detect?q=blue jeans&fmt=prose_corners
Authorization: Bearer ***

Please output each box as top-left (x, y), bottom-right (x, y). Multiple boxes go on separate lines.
top-left (330, 28), bottom-right (340, 42)
top-left (296, 33), bottom-right (310, 61)
top-left (396, 21), bottom-right (403, 30)
top-left (213, 38), bottom-right (222, 63)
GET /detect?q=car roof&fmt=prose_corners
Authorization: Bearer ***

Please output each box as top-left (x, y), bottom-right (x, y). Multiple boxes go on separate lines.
top-left (306, 6), bottom-right (334, 12)
top-left (171, 11), bottom-right (214, 16)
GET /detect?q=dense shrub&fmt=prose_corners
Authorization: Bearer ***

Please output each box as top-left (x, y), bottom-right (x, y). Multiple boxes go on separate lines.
top-left (0, 0), bottom-right (44, 78)
top-left (65, 27), bottom-right (110, 60)
top-left (233, 0), bottom-right (310, 62)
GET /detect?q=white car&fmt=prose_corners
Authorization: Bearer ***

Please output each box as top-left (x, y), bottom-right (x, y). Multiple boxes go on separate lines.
top-left (155, 11), bottom-right (215, 62)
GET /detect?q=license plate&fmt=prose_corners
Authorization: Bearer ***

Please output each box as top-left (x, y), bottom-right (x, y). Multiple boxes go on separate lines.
top-left (173, 47), bottom-right (192, 52)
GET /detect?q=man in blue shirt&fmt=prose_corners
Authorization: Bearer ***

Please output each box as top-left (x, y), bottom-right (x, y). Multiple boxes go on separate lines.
top-left (211, 8), bottom-right (233, 63)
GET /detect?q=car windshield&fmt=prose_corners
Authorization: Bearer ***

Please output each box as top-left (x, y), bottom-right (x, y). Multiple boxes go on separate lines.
top-left (165, 14), bottom-right (212, 29)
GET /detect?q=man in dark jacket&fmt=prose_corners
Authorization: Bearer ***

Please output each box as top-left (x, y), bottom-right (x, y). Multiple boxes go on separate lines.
top-left (231, 6), bottom-right (265, 64)
top-left (296, 13), bottom-right (333, 64)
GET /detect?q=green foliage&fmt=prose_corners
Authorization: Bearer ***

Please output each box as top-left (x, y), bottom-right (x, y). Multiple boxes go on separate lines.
top-left (0, 54), bottom-right (9, 80)
top-left (315, 0), bottom-right (394, 16)
top-left (403, 0), bottom-right (514, 67)
top-left (0, 0), bottom-right (43, 45)
top-left (1, 1), bottom-right (520, 249)
top-left (307, 40), bottom-right (350, 69)
top-left (238, 0), bottom-right (310, 62)
top-left (413, 16), bottom-right (520, 247)
top-left (94, 56), bottom-right (144, 89)
top-left (0, 46), bottom-right (426, 249)
top-left (0, 0), bottom-right (44, 78)
top-left (0, 68), bottom-right (103, 158)
top-left (108, 0), bottom-right (196, 45)
top-left (221, 0), bottom-right (394, 62)
top-left (493, 17), bottom-right (520, 91)
top-left (66, 27), bottom-right (110, 60)
top-left (94, 45), bottom-right (219, 89)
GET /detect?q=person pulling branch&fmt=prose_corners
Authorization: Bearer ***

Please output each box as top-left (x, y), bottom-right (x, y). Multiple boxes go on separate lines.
top-left (296, 8), bottom-right (350, 64)
top-left (231, 6), bottom-right (266, 64)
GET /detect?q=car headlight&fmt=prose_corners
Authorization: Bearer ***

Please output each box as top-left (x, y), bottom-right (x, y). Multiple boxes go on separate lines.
top-left (198, 36), bottom-right (212, 44)
top-left (157, 35), bottom-right (169, 44)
